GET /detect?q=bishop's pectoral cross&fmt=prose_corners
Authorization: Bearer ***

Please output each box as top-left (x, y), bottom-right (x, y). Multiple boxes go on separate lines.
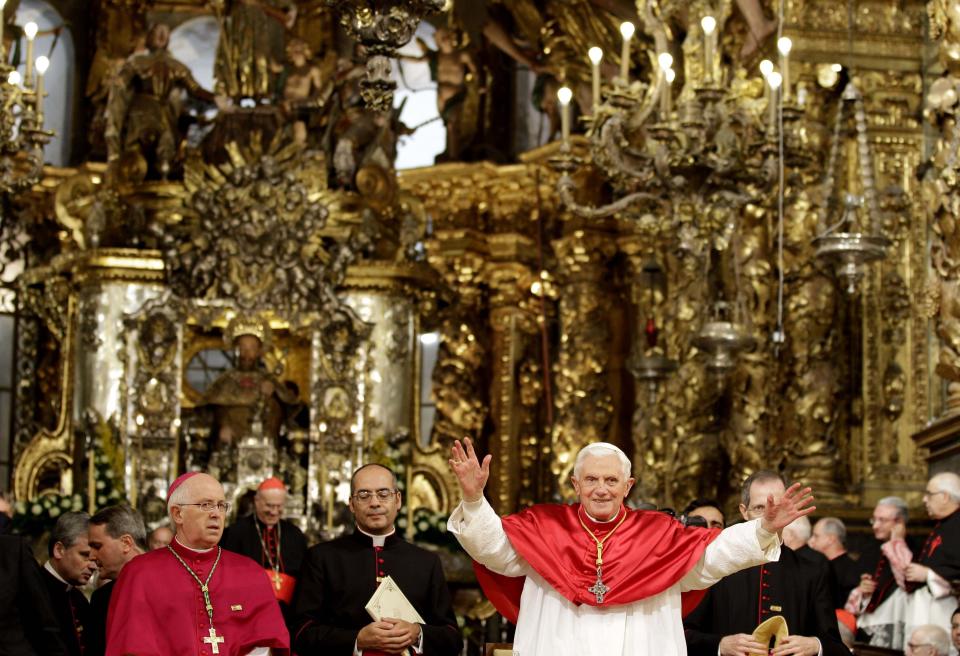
top-left (203, 626), bottom-right (225, 654)
top-left (588, 565), bottom-right (609, 604)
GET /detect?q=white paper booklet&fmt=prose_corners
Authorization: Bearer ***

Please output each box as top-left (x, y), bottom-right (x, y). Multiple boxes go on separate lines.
top-left (365, 575), bottom-right (425, 624)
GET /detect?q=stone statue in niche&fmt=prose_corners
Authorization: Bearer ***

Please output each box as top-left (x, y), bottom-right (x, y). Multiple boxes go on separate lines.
top-left (105, 23), bottom-right (216, 179)
top-left (201, 316), bottom-right (299, 478)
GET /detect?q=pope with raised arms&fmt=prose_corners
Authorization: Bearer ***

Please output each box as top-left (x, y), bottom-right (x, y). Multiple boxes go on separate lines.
top-left (447, 439), bottom-right (816, 656)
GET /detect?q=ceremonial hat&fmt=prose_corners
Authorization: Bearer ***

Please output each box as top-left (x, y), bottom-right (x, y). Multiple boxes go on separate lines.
top-left (258, 477), bottom-right (285, 491)
top-left (836, 609), bottom-right (856, 635)
top-left (168, 472), bottom-right (200, 497)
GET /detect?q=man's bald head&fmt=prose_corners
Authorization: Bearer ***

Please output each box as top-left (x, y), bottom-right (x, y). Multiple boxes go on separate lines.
top-left (925, 472), bottom-right (960, 519)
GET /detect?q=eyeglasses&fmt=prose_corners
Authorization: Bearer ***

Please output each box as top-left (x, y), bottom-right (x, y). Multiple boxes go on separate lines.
top-left (870, 516), bottom-right (895, 524)
top-left (352, 488), bottom-right (398, 502)
top-left (179, 501), bottom-right (231, 514)
top-left (906, 643), bottom-right (934, 653)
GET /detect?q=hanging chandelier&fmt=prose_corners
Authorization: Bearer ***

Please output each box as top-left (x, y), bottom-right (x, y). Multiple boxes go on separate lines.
top-left (0, 14), bottom-right (53, 194)
top-left (812, 82), bottom-right (888, 295)
top-left (327, 0), bottom-right (447, 112)
top-left (692, 301), bottom-right (757, 377)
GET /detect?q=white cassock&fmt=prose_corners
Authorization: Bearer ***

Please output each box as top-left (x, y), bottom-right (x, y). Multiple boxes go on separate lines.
top-left (904, 571), bottom-right (958, 642)
top-left (448, 499), bottom-right (781, 656)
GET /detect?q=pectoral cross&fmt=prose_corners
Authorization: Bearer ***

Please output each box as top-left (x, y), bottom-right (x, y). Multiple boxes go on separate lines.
top-left (588, 565), bottom-right (609, 604)
top-left (274, 572), bottom-right (282, 591)
top-left (203, 626), bottom-right (225, 654)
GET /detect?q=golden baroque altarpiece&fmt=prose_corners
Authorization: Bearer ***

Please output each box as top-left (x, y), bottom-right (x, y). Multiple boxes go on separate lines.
top-left (4, 0), bottom-right (956, 533)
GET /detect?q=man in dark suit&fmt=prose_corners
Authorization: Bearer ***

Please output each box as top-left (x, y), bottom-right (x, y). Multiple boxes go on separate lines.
top-left (41, 512), bottom-right (96, 656)
top-left (0, 534), bottom-right (68, 655)
top-left (85, 505), bottom-right (147, 656)
top-left (292, 463), bottom-right (461, 655)
top-left (809, 517), bottom-right (863, 608)
top-left (684, 471), bottom-right (847, 656)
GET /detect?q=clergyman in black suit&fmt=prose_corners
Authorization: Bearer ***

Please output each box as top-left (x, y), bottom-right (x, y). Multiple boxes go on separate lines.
top-left (0, 533), bottom-right (68, 655)
top-left (684, 470), bottom-right (848, 656)
top-left (40, 512), bottom-right (97, 656)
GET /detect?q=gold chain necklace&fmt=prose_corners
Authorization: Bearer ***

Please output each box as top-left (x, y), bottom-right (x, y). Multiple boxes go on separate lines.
top-left (167, 545), bottom-right (226, 654)
top-left (577, 506), bottom-right (628, 604)
top-left (254, 517), bottom-right (284, 591)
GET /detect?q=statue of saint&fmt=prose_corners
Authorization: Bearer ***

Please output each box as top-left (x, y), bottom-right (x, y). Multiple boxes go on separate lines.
top-left (203, 316), bottom-right (300, 455)
top-left (213, 0), bottom-right (297, 100)
top-left (105, 23), bottom-right (216, 179)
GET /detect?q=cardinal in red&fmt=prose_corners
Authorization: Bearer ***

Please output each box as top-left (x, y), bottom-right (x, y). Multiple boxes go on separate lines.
top-left (106, 472), bottom-right (290, 656)
top-left (447, 439), bottom-right (815, 656)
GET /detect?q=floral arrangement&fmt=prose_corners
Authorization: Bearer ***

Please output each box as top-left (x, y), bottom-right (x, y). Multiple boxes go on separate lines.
top-left (13, 418), bottom-right (126, 535)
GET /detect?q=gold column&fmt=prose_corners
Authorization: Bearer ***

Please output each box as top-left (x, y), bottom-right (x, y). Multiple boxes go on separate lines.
top-left (486, 236), bottom-right (539, 514)
top-left (550, 229), bottom-right (617, 494)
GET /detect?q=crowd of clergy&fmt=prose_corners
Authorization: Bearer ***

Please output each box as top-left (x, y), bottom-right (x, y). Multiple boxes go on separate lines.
top-left (0, 438), bottom-right (958, 656)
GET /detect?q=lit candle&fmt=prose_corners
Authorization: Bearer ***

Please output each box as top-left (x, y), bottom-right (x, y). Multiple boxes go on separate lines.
top-left (35, 55), bottom-right (49, 125)
top-left (588, 47), bottom-right (603, 112)
top-left (7, 69), bottom-right (20, 86)
top-left (701, 15), bottom-right (717, 84)
top-left (662, 68), bottom-right (675, 118)
top-left (557, 85), bottom-right (573, 143)
top-left (760, 58), bottom-right (773, 108)
top-left (778, 36), bottom-right (793, 102)
top-left (619, 21), bottom-right (635, 83)
top-left (23, 22), bottom-right (37, 87)
top-left (658, 52), bottom-right (674, 119)
top-left (767, 70), bottom-right (782, 133)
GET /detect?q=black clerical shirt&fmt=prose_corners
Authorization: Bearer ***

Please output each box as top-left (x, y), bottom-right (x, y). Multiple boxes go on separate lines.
top-left (292, 528), bottom-right (460, 655)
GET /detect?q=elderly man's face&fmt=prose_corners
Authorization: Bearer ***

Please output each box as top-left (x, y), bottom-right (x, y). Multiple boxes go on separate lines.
top-left (147, 526), bottom-right (173, 550)
top-left (808, 520), bottom-right (837, 555)
top-left (571, 454), bottom-right (634, 522)
top-left (255, 488), bottom-right (286, 527)
top-left (172, 475), bottom-right (227, 549)
top-left (53, 535), bottom-right (96, 586)
top-left (924, 479), bottom-right (957, 520)
top-left (870, 503), bottom-right (902, 540)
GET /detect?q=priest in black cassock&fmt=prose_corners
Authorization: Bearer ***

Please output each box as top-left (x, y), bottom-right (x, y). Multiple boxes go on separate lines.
top-left (41, 512), bottom-right (97, 656)
top-left (291, 463), bottom-right (461, 655)
top-left (221, 476), bottom-right (308, 619)
top-left (808, 517), bottom-right (863, 608)
top-left (0, 533), bottom-right (68, 655)
top-left (684, 471), bottom-right (848, 656)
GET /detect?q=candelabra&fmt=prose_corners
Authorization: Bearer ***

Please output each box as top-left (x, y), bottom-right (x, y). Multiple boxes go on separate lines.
top-left (0, 14), bottom-right (53, 194)
top-left (553, 1), bottom-right (808, 383)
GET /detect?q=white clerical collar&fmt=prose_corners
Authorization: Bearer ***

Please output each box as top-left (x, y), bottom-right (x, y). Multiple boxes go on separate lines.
top-left (174, 536), bottom-right (215, 553)
top-left (356, 525), bottom-right (395, 547)
top-left (583, 509), bottom-right (620, 524)
top-left (44, 560), bottom-right (71, 590)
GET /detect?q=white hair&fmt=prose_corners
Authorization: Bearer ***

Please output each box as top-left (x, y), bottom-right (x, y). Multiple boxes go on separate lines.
top-left (910, 625), bottom-right (950, 656)
top-left (818, 517), bottom-right (847, 546)
top-left (782, 515), bottom-right (812, 544)
top-left (877, 496), bottom-right (909, 522)
top-left (573, 443), bottom-right (631, 480)
top-left (929, 472), bottom-right (960, 503)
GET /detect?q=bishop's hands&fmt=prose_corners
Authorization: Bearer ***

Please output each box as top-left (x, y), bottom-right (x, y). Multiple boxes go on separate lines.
top-left (357, 618), bottom-right (421, 654)
top-left (449, 438), bottom-right (491, 503)
top-left (760, 483), bottom-right (815, 535)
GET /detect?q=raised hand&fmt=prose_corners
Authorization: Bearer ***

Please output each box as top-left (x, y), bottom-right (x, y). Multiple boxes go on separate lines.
top-left (760, 482), bottom-right (815, 534)
top-left (448, 437), bottom-right (491, 503)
